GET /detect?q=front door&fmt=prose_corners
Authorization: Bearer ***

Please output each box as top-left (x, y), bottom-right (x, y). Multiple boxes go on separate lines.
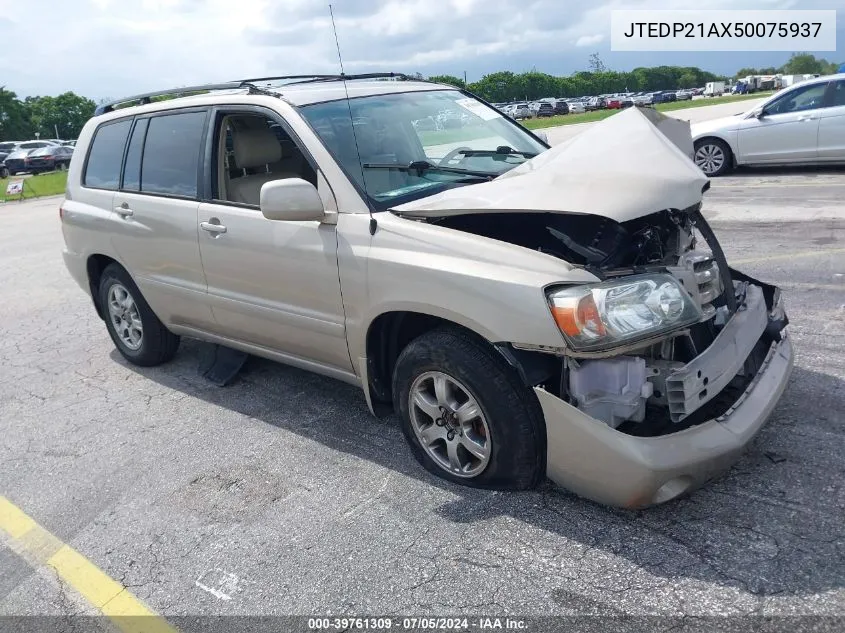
top-left (196, 108), bottom-right (352, 373)
top-left (736, 81), bottom-right (828, 164)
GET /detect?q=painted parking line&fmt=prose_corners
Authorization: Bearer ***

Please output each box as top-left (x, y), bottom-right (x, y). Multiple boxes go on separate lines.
top-left (0, 495), bottom-right (177, 633)
top-left (731, 247), bottom-right (845, 266)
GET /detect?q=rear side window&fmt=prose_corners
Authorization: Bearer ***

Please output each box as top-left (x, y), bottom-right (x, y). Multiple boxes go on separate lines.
top-left (140, 112), bottom-right (206, 197)
top-left (84, 119), bottom-right (132, 189)
top-left (122, 118), bottom-right (149, 192)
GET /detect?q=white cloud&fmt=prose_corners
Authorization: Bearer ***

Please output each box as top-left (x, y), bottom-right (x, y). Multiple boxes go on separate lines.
top-left (0, 0), bottom-right (838, 99)
top-left (575, 34), bottom-right (605, 47)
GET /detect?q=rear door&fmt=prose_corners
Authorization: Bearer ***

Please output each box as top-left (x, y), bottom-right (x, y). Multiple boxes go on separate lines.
top-left (817, 79), bottom-right (845, 161)
top-left (110, 108), bottom-right (216, 330)
top-left (736, 81), bottom-right (828, 163)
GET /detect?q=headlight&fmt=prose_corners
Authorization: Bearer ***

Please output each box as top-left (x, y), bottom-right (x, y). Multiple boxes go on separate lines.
top-left (546, 274), bottom-right (702, 351)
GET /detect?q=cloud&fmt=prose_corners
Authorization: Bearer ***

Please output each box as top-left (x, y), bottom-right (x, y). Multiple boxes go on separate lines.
top-left (0, 0), bottom-right (839, 100)
top-left (575, 34), bottom-right (605, 47)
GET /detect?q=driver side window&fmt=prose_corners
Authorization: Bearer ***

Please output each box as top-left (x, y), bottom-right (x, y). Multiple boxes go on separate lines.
top-left (765, 82), bottom-right (829, 115)
top-left (214, 113), bottom-right (317, 207)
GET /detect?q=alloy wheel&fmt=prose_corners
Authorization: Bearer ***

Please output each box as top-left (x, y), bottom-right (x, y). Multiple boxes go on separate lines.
top-left (408, 371), bottom-right (491, 478)
top-left (694, 143), bottom-right (725, 176)
top-left (107, 283), bottom-right (143, 350)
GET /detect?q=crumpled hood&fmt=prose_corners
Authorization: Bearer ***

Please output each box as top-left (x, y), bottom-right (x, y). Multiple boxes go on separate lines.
top-left (393, 106), bottom-right (709, 223)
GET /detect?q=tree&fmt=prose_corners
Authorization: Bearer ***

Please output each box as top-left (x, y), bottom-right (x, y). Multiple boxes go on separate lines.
top-left (678, 71), bottom-right (697, 89)
top-left (0, 88), bottom-right (32, 140)
top-left (428, 75), bottom-right (466, 89)
top-left (25, 92), bottom-right (96, 139)
top-left (588, 53), bottom-right (606, 73)
top-left (782, 53), bottom-right (825, 75)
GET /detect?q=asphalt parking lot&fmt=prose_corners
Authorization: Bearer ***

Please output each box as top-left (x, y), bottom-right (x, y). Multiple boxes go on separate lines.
top-left (1, 166), bottom-right (844, 627)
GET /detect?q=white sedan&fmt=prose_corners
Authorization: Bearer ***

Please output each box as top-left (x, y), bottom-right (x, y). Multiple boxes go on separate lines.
top-left (566, 100), bottom-right (586, 114)
top-left (691, 73), bottom-right (845, 176)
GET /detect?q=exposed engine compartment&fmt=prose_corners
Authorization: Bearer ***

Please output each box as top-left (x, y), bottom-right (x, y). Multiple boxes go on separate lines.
top-left (428, 209), bottom-right (787, 437)
top-left (432, 209), bottom-right (696, 271)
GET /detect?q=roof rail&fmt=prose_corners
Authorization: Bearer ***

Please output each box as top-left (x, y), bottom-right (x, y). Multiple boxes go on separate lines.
top-left (94, 82), bottom-right (248, 116)
top-left (283, 72), bottom-right (416, 85)
top-left (93, 73), bottom-right (420, 116)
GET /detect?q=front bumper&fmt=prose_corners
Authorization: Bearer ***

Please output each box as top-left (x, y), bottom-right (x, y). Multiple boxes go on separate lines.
top-left (537, 284), bottom-right (794, 509)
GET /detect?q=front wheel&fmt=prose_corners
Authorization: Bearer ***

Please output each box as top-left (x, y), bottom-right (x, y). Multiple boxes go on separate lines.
top-left (694, 138), bottom-right (732, 177)
top-left (98, 264), bottom-right (180, 366)
top-left (393, 329), bottom-right (545, 490)
top-left (0, 166), bottom-right (8, 179)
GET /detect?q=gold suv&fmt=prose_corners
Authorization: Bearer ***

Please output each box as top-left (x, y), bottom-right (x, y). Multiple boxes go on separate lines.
top-left (61, 75), bottom-right (793, 508)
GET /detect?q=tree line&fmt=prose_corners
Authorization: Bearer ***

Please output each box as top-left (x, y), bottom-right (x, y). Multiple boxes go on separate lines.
top-left (1, 54), bottom-right (840, 141)
top-left (430, 53), bottom-right (842, 102)
top-left (430, 66), bottom-right (722, 102)
top-left (735, 52), bottom-right (841, 79)
top-left (0, 89), bottom-right (96, 141)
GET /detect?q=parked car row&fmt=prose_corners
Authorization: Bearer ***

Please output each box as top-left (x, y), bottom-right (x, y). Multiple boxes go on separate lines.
top-left (492, 87), bottom-right (704, 119)
top-left (0, 139), bottom-right (76, 177)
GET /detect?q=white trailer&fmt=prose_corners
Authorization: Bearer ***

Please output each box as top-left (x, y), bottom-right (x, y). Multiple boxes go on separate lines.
top-left (704, 81), bottom-right (725, 97)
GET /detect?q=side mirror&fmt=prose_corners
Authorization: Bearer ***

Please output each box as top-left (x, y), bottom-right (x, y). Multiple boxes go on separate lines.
top-left (753, 109), bottom-right (766, 119)
top-left (260, 178), bottom-right (325, 222)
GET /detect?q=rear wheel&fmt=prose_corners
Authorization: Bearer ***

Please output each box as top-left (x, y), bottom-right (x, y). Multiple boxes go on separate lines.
top-left (694, 138), bottom-right (732, 176)
top-left (58, 162), bottom-right (68, 172)
top-left (0, 166), bottom-right (8, 179)
top-left (393, 329), bottom-right (545, 490)
top-left (98, 264), bottom-right (180, 366)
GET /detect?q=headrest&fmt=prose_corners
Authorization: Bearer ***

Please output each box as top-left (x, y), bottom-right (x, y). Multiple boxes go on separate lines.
top-left (233, 127), bottom-right (282, 169)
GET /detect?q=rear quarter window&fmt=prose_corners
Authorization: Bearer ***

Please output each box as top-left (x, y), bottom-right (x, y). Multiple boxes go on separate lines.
top-left (83, 119), bottom-right (132, 190)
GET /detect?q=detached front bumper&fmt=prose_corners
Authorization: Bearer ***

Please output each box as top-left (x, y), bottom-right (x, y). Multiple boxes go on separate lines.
top-left (537, 283), bottom-right (794, 509)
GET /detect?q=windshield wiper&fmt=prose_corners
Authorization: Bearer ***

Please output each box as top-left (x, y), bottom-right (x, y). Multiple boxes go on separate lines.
top-left (361, 160), bottom-right (495, 179)
top-left (454, 146), bottom-right (537, 158)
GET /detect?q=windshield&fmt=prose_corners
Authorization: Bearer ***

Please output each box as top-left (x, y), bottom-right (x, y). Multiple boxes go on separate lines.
top-left (299, 89), bottom-right (546, 210)
top-left (31, 147), bottom-right (54, 156)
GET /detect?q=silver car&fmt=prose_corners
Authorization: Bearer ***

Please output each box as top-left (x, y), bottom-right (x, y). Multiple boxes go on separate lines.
top-left (61, 76), bottom-right (793, 508)
top-left (692, 73), bottom-right (845, 176)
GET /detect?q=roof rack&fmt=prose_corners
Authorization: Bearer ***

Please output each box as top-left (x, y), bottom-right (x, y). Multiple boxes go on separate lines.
top-left (282, 72), bottom-right (416, 85)
top-left (242, 72), bottom-right (415, 86)
top-left (93, 73), bottom-right (420, 116)
top-left (94, 81), bottom-right (248, 116)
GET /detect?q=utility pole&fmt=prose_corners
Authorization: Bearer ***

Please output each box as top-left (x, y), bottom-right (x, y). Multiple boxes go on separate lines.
top-left (463, 70), bottom-right (467, 84)
top-left (54, 124), bottom-right (59, 139)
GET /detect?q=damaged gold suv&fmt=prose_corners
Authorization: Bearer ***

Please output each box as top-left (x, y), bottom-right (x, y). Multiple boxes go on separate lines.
top-left (61, 74), bottom-right (793, 508)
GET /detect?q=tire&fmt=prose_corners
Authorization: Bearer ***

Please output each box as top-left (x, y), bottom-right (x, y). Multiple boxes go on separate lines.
top-left (0, 167), bottom-right (8, 179)
top-left (392, 328), bottom-right (545, 490)
top-left (98, 264), bottom-right (180, 366)
top-left (59, 162), bottom-right (68, 172)
top-left (694, 138), bottom-right (732, 177)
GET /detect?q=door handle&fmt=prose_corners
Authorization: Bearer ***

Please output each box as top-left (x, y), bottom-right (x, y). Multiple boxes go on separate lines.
top-left (200, 220), bottom-right (227, 235)
top-left (114, 203), bottom-right (133, 218)
top-left (797, 114), bottom-right (817, 121)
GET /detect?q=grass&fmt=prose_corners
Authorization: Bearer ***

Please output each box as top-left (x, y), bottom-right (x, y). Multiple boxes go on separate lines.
top-left (522, 92), bottom-right (774, 130)
top-left (0, 171), bottom-right (68, 203)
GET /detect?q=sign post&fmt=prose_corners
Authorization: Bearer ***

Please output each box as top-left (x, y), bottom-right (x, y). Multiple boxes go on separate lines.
top-left (6, 179), bottom-right (25, 202)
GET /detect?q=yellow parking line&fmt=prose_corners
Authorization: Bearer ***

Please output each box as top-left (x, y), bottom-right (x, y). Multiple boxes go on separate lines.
top-left (731, 247), bottom-right (845, 265)
top-left (0, 496), bottom-right (177, 633)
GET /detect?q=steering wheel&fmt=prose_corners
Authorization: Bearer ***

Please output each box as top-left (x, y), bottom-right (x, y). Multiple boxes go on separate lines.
top-left (439, 146), bottom-right (472, 167)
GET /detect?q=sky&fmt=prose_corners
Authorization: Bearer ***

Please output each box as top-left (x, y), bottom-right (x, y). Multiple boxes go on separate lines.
top-left (0, 0), bottom-right (841, 101)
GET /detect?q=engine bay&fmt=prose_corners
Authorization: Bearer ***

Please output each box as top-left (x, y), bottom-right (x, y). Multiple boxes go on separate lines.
top-left (429, 209), bottom-right (788, 437)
